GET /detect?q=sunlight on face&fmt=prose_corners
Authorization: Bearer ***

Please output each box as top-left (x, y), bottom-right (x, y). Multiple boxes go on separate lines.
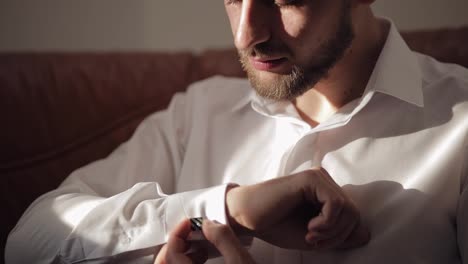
top-left (226, 0), bottom-right (354, 101)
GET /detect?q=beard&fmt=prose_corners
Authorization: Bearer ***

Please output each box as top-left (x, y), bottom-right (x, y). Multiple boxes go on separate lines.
top-left (238, 1), bottom-right (354, 101)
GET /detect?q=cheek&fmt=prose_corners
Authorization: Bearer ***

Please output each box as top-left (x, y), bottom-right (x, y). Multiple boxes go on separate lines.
top-left (279, 12), bottom-right (322, 56)
top-left (278, 2), bottom-right (337, 46)
top-left (280, 11), bottom-right (307, 39)
top-left (278, 7), bottom-right (337, 55)
top-left (225, 8), bottom-right (240, 37)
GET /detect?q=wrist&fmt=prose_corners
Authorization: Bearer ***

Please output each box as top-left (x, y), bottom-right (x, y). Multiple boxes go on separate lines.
top-left (225, 184), bottom-right (253, 236)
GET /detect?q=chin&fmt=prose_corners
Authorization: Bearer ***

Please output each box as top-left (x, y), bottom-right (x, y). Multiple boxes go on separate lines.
top-left (248, 71), bottom-right (278, 88)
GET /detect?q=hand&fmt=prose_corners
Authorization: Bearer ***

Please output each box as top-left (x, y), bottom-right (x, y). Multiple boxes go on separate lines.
top-left (226, 167), bottom-right (370, 250)
top-left (154, 218), bottom-right (256, 264)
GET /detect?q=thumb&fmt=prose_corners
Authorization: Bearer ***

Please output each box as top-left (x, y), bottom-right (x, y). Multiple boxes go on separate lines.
top-left (202, 219), bottom-right (255, 264)
top-left (337, 220), bottom-right (371, 249)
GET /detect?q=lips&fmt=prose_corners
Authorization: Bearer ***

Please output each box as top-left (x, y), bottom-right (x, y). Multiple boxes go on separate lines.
top-left (249, 57), bottom-right (288, 71)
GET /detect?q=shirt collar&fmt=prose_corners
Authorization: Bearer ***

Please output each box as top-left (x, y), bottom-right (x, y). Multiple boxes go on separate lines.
top-left (235, 18), bottom-right (424, 117)
top-left (365, 19), bottom-right (424, 107)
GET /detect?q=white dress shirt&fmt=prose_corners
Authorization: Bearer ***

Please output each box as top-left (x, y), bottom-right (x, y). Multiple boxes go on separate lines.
top-left (6, 21), bottom-right (468, 264)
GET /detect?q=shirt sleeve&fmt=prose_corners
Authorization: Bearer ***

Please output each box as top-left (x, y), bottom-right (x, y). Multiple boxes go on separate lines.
top-left (5, 90), bottom-right (230, 263)
top-left (458, 143), bottom-right (468, 263)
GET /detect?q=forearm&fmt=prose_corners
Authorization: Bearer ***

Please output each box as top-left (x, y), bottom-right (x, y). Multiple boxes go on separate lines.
top-left (225, 174), bottom-right (304, 233)
top-left (5, 182), bottom-right (231, 263)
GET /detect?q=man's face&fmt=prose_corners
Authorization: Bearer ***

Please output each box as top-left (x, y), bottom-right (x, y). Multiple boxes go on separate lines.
top-left (225, 0), bottom-right (354, 101)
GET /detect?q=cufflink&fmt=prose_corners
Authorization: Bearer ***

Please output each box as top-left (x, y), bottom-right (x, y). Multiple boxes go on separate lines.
top-left (190, 217), bottom-right (204, 231)
top-left (188, 217), bottom-right (206, 241)
top-left (187, 217), bottom-right (221, 258)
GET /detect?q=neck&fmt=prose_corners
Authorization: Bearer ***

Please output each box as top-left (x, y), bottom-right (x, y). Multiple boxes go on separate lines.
top-left (294, 11), bottom-right (389, 127)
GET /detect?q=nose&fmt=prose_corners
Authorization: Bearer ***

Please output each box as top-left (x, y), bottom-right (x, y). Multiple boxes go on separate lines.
top-left (234, 1), bottom-right (271, 50)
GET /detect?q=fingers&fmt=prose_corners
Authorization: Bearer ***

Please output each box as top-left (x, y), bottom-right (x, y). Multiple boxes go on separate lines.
top-left (171, 218), bottom-right (193, 241)
top-left (306, 197), bottom-right (357, 243)
top-left (154, 241), bottom-right (193, 264)
top-left (337, 221), bottom-right (371, 249)
top-left (154, 244), bottom-right (169, 264)
top-left (154, 219), bottom-right (207, 264)
top-left (307, 193), bottom-right (345, 230)
top-left (303, 168), bottom-right (370, 250)
top-left (166, 219), bottom-right (192, 260)
top-left (202, 219), bottom-right (256, 264)
top-left (155, 218), bottom-right (255, 264)
top-left (306, 169), bottom-right (350, 232)
top-left (306, 214), bottom-right (359, 250)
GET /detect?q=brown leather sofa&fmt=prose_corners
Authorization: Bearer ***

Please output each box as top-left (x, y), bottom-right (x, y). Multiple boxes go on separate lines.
top-left (1, 27), bottom-right (468, 262)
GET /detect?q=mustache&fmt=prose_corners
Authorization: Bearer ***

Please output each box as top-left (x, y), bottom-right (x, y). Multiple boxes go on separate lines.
top-left (238, 41), bottom-right (291, 59)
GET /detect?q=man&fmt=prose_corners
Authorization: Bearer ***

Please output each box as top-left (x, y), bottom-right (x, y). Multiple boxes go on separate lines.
top-left (6, 0), bottom-right (468, 263)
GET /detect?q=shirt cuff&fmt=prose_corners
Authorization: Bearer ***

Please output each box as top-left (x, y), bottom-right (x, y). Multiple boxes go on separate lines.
top-left (165, 184), bottom-right (232, 240)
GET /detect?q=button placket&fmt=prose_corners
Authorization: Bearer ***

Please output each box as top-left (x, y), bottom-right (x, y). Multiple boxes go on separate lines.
top-left (279, 131), bottom-right (320, 176)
